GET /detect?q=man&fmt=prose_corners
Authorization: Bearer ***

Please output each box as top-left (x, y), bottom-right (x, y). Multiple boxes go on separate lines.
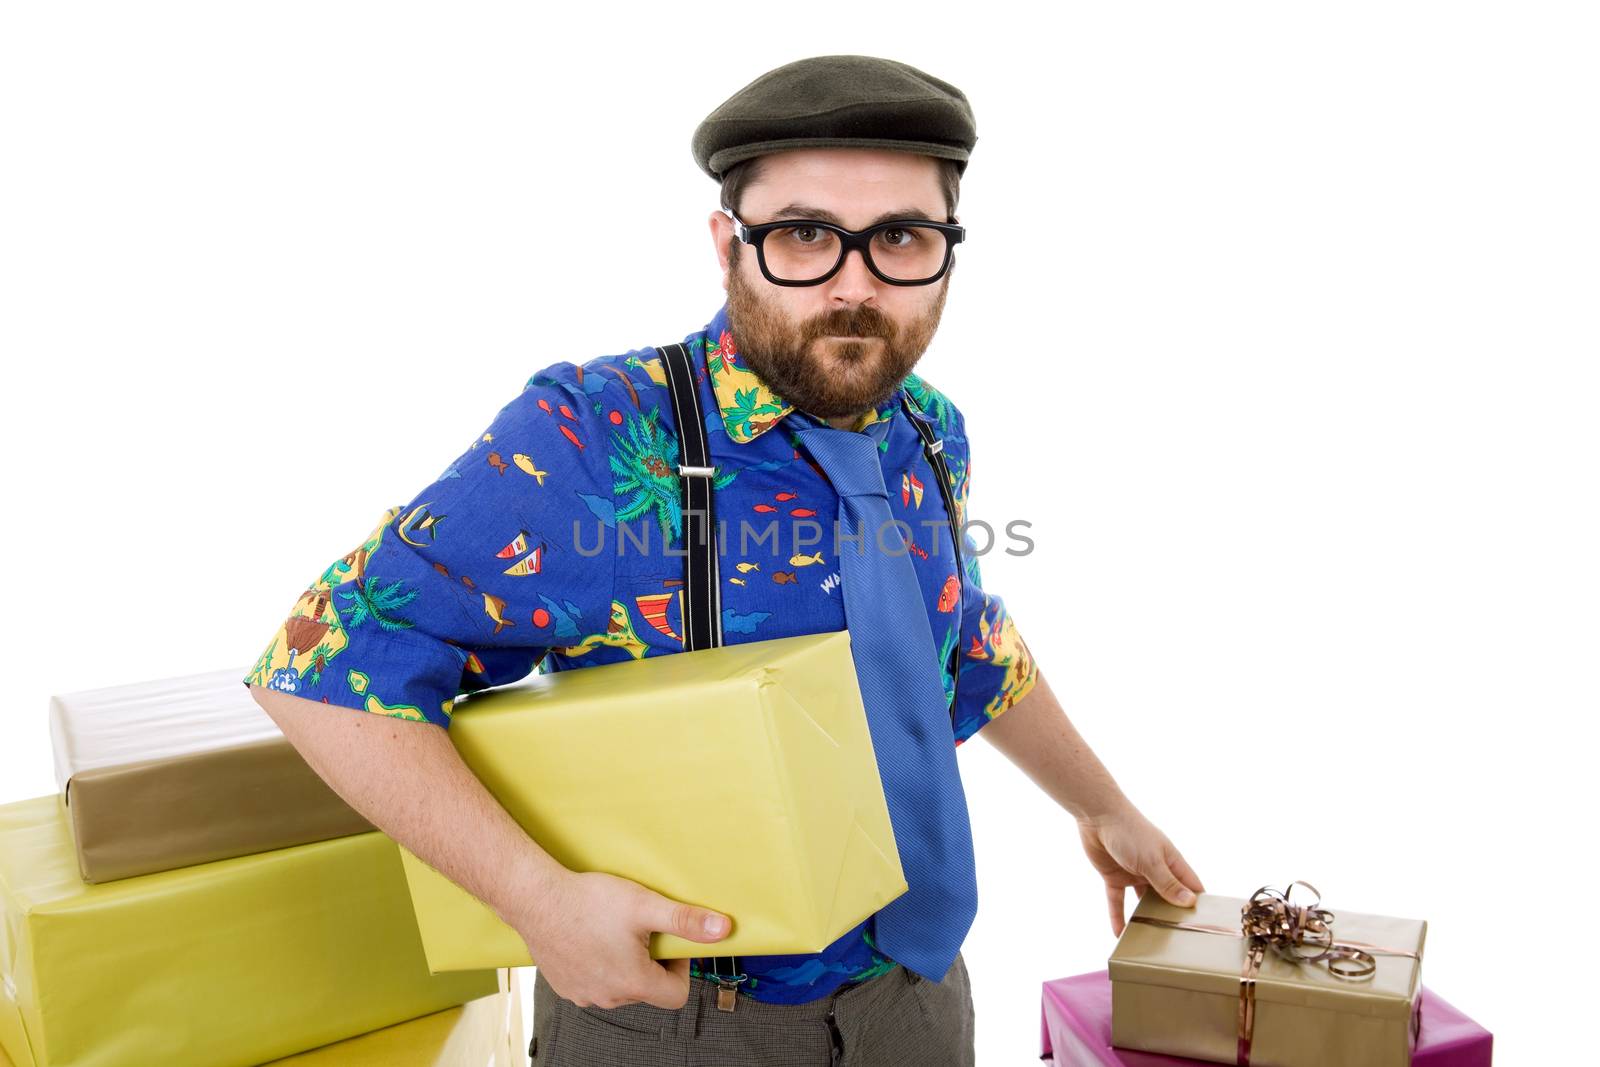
top-left (246, 54), bottom-right (1203, 1065)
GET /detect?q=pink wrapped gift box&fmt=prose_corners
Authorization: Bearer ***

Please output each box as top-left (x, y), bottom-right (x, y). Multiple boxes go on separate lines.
top-left (1041, 970), bottom-right (1491, 1066)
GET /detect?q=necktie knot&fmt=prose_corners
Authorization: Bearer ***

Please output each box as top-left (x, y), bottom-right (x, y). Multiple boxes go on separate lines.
top-left (793, 425), bottom-right (890, 500)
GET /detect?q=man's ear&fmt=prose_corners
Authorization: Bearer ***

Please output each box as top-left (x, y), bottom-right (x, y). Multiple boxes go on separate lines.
top-left (708, 210), bottom-right (733, 285)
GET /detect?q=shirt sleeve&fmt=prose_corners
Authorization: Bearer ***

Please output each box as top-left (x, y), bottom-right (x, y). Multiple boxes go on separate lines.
top-left (242, 362), bottom-right (617, 729)
top-left (945, 409), bottom-right (1040, 746)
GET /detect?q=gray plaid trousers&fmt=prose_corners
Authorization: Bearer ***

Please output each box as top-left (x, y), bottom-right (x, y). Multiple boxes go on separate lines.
top-left (528, 953), bottom-right (975, 1066)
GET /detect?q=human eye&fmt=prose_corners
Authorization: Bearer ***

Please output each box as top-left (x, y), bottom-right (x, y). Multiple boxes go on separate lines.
top-left (778, 224), bottom-right (825, 245)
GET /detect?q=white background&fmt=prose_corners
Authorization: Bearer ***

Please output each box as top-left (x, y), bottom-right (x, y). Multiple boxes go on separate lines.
top-left (4, 3), bottom-right (1595, 1062)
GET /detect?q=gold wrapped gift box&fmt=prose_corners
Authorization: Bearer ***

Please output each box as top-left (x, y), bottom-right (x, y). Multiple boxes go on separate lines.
top-left (1108, 886), bottom-right (1427, 1067)
top-left (263, 968), bottom-right (524, 1065)
top-left (397, 630), bottom-right (910, 972)
top-left (0, 795), bottom-right (498, 1067)
top-left (49, 667), bottom-right (371, 884)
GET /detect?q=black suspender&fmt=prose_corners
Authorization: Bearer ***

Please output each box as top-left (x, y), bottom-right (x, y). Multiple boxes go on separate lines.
top-left (656, 343), bottom-right (744, 1009)
top-left (657, 343), bottom-right (724, 651)
top-left (653, 344), bottom-right (967, 1011)
top-left (898, 390), bottom-right (965, 721)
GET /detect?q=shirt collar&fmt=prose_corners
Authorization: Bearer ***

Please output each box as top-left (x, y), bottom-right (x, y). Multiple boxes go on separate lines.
top-left (695, 300), bottom-right (907, 445)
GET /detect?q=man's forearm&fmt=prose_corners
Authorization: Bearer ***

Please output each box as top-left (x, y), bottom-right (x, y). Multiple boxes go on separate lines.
top-left (249, 684), bottom-right (566, 935)
top-left (979, 669), bottom-right (1131, 821)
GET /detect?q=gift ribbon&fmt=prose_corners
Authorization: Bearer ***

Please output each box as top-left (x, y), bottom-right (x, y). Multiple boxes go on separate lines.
top-left (1127, 880), bottom-right (1423, 1066)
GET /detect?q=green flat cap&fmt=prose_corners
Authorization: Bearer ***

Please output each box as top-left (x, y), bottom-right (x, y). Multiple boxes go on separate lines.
top-left (691, 54), bottom-right (977, 181)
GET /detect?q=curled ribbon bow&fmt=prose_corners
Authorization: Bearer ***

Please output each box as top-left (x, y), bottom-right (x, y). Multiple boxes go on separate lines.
top-left (1240, 880), bottom-right (1377, 981)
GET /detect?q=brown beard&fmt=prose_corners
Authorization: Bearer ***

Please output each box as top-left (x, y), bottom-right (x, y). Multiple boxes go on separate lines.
top-left (724, 240), bottom-right (951, 421)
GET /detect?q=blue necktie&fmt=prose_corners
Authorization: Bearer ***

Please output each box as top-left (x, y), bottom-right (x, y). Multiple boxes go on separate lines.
top-left (792, 414), bottom-right (979, 984)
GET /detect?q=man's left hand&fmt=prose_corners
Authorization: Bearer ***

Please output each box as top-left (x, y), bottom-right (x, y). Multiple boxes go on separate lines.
top-left (1077, 803), bottom-right (1205, 937)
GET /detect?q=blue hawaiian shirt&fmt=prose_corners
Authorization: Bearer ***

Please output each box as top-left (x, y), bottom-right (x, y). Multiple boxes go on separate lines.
top-left (245, 299), bottom-right (1039, 1005)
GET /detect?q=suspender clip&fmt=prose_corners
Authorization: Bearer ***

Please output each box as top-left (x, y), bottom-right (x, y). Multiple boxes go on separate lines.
top-left (708, 971), bottom-right (748, 1012)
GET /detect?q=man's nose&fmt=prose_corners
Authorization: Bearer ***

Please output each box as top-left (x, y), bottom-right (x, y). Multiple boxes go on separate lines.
top-left (827, 246), bottom-right (879, 302)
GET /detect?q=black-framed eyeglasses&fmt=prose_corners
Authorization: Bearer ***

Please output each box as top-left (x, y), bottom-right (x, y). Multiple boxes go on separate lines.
top-left (729, 211), bottom-right (965, 287)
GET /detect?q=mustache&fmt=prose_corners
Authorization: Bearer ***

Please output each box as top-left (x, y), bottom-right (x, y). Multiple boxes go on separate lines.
top-left (806, 313), bottom-right (893, 340)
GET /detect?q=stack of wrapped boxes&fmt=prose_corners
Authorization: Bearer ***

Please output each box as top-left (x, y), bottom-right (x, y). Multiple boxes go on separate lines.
top-left (0, 667), bottom-right (524, 1066)
top-left (1037, 883), bottom-right (1494, 1066)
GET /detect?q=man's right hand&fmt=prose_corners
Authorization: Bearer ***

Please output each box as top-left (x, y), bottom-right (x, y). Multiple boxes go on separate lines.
top-left (517, 868), bottom-right (735, 1010)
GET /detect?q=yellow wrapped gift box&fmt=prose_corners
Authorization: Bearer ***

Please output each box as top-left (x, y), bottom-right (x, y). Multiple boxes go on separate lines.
top-left (263, 968), bottom-right (524, 1065)
top-left (0, 795), bottom-right (499, 1067)
top-left (397, 629), bottom-right (910, 972)
top-left (1108, 883), bottom-right (1427, 1067)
